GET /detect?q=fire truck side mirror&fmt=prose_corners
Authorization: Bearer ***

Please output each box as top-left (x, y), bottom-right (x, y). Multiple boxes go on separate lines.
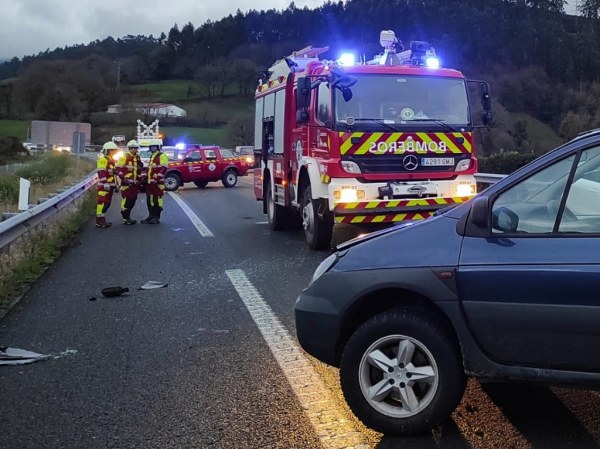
top-left (296, 77), bottom-right (312, 110)
top-left (297, 110), bottom-right (309, 124)
top-left (481, 81), bottom-right (492, 126)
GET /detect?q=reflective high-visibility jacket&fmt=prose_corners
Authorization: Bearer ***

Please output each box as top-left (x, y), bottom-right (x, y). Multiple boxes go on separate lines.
top-left (147, 151), bottom-right (169, 186)
top-left (97, 155), bottom-right (116, 191)
top-left (116, 151), bottom-right (143, 187)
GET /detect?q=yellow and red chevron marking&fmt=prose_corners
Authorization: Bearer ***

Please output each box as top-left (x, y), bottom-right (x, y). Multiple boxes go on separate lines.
top-left (335, 211), bottom-right (436, 224)
top-left (257, 76), bottom-right (288, 93)
top-left (338, 132), bottom-right (473, 156)
top-left (334, 196), bottom-right (471, 213)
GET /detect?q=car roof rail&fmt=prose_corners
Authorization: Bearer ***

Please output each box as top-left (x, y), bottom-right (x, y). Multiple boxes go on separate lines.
top-left (576, 128), bottom-right (600, 139)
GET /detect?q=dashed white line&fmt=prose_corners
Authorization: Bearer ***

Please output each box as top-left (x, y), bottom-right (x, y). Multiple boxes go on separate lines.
top-left (168, 191), bottom-right (214, 237)
top-left (226, 269), bottom-right (370, 449)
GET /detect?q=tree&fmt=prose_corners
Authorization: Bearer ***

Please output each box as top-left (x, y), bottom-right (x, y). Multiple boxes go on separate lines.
top-left (226, 112), bottom-right (254, 147)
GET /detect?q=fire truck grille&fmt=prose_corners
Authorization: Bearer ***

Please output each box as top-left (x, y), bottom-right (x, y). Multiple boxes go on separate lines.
top-left (349, 156), bottom-right (460, 174)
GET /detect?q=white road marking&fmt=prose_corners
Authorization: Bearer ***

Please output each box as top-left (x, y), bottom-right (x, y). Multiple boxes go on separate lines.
top-left (226, 269), bottom-right (369, 449)
top-left (168, 192), bottom-right (214, 237)
top-left (255, 221), bottom-right (269, 225)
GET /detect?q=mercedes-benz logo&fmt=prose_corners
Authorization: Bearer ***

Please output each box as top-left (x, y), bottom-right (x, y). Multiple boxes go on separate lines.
top-left (403, 155), bottom-right (418, 171)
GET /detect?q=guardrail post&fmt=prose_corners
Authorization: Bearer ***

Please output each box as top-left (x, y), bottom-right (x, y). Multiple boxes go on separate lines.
top-left (18, 178), bottom-right (31, 211)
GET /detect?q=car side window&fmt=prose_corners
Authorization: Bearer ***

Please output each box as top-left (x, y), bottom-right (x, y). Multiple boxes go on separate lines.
top-left (186, 150), bottom-right (202, 162)
top-left (559, 146), bottom-right (600, 233)
top-left (204, 149), bottom-right (217, 160)
top-left (491, 154), bottom-right (575, 234)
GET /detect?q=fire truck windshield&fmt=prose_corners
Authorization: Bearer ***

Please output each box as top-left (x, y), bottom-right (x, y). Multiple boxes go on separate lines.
top-left (334, 75), bottom-right (470, 129)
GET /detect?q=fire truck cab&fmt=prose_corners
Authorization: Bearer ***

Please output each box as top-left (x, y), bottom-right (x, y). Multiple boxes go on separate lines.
top-left (254, 30), bottom-right (491, 250)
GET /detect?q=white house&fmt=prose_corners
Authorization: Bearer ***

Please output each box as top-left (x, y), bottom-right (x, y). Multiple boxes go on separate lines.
top-left (106, 103), bottom-right (187, 118)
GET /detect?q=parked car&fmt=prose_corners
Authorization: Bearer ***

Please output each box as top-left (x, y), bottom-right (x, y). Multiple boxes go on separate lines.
top-left (235, 145), bottom-right (260, 168)
top-left (295, 128), bottom-right (600, 436)
top-left (164, 145), bottom-right (251, 191)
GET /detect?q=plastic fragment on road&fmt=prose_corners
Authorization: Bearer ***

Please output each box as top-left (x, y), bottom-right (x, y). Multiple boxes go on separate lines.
top-left (0, 347), bottom-right (50, 366)
top-left (139, 281), bottom-right (168, 290)
top-left (101, 286), bottom-right (129, 297)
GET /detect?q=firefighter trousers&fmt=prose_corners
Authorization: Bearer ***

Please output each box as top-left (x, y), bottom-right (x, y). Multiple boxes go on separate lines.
top-left (146, 184), bottom-right (165, 219)
top-left (96, 188), bottom-right (113, 221)
top-left (120, 185), bottom-right (139, 220)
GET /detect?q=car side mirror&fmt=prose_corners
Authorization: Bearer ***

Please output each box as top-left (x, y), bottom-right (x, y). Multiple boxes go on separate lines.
top-left (492, 207), bottom-right (519, 232)
top-left (471, 196), bottom-right (490, 227)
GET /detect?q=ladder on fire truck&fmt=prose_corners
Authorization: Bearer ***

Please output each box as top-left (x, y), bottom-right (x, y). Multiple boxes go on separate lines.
top-left (266, 46), bottom-right (330, 81)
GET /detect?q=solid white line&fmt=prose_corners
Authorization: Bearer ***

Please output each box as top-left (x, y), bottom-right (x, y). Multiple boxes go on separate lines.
top-left (226, 269), bottom-right (369, 449)
top-left (168, 192), bottom-right (214, 237)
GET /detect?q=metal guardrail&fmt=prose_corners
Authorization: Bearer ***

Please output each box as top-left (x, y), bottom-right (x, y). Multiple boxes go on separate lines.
top-left (474, 173), bottom-right (506, 185)
top-left (0, 172), bottom-right (97, 248)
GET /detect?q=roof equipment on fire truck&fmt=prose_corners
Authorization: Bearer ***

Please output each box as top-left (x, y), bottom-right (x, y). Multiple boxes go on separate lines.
top-left (368, 30), bottom-right (440, 68)
top-left (136, 119), bottom-right (163, 147)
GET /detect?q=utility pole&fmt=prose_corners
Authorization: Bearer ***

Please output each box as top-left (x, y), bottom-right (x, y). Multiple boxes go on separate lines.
top-left (114, 61), bottom-right (123, 89)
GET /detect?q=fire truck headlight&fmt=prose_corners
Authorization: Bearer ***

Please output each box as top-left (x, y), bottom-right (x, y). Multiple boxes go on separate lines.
top-left (455, 159), bottom-right (471, 172)
top-left (426, 57), bottom-right (440, 69)
top-left (454, 182), bottom-right (476, 197)
top-left (311, 253), bottom-right (338, 284)
top-left (341, 161), bottom-right (361, 174)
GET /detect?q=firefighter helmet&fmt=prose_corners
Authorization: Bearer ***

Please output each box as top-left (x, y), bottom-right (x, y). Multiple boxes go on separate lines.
top-left (127, 140), bottom-right (140, 148)
top-left (102, 141), bottom-right (118, 155)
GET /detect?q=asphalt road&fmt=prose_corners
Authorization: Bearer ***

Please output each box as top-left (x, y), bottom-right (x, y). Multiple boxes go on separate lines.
top-left (1, 175), bottom-right (599, 449)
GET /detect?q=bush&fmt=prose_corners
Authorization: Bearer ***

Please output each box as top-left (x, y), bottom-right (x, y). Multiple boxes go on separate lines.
top-left (478, 151), bottom-right (539, 175)
top-left (0, 176), bottom-right (18, 203)
top-left (0, 136), bottom-right (29, 165)
top-left (15, 152), bottom-right (73, 185)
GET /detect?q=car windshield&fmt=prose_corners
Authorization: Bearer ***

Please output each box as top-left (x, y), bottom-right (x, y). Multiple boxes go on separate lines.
top-left (334, 75), bottom-right (470, 128)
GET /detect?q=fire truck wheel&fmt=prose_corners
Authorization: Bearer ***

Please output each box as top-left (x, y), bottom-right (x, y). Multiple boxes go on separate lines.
top-left (164, 173), bottom-right (181, 191)
top-left (339, 308), bottom-right (466, 436)
top-left (302, 185), bottom-right (333, 250)
top-left (222, 169), bottom-right (238, 188)
top-left (194, 180), bottom-right (209, 188)
top-left (266, 182), bottom-right (287, 231)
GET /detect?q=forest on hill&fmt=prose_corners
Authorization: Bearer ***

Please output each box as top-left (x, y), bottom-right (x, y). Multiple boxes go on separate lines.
top-left (1, 0), bottom-right (600, 154)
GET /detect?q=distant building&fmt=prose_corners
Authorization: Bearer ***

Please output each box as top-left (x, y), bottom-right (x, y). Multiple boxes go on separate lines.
top-left (106, 103), bottom-right (187, 118)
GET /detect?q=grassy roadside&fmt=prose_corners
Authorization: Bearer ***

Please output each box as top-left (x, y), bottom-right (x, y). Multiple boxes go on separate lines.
top-left (0, 153), bottom-right (95, 213)
top-left (0, 190), bottom-right (95, 318)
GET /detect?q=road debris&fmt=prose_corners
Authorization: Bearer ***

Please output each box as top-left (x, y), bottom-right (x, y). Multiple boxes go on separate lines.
top-left (139, 281), bottom-right (168, 290)
top-left (101, 286), bottom-right (129, 297)
top-left (0, 347), bottom-right (50, 366)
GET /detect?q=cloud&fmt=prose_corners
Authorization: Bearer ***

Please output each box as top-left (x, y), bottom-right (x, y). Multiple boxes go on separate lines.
top-left (0, 0), bottom-right (327, 59)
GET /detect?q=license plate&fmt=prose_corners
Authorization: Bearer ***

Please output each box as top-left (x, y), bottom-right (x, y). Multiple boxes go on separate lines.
top-left (421, 157), bottom-right (454, 166)
top-left (390, 182), bottom-right (437, 196)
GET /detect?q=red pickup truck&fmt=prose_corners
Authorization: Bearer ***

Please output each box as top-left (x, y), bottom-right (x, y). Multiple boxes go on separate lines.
top-left (163, 146), bottom-right (251, 191)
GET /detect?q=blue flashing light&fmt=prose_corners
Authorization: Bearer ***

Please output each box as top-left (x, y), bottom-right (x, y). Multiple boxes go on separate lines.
top-left (338, 53), bottom-right (356, 66)
top-left (426, 57), bottom-right (440, 69)
top-left (175, 142), bottom-right (186, 150)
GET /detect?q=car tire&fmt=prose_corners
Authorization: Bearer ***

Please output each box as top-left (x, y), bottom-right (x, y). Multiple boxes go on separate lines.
top-left (266, 181), bottom-right (287, 231)
top-left (222, 169), bottom-right (238, 188)
top-left (340, 307), bottom-right (466, 436)
top-left (194, 180), bottom-right (209, 188)
top-left (164, 173), bottom-right (181, 191)
top-left (302, 185), bottom-right (333, 250)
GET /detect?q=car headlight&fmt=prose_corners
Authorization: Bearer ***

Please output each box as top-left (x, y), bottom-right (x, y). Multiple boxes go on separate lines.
top-left (454, 182), bottom-right (476, 197)
top-left (311, 253), bottom-right (338, 284)
top-left (456, 159), bottom-right (471, 172)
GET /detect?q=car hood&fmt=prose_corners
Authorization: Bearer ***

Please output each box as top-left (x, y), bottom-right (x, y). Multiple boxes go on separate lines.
top-left (334, 215), bottom-right (464, 272)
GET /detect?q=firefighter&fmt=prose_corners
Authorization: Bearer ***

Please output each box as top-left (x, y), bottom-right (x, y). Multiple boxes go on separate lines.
top-left (116, 140), bottom-right (143, 225)
top-left (96, 141), bottom-right (119, 228)
top-left (142, 142), bottom-right (169, 224)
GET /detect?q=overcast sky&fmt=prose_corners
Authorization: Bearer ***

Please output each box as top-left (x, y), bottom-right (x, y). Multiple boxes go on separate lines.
top-left (0, 0), bottom-right (328, 60)
top-left (0, 0), bottom-right (579, 60)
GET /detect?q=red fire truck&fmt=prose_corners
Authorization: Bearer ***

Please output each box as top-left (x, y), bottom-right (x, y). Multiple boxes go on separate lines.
top-left (254, 30), bottom-right (491, 249)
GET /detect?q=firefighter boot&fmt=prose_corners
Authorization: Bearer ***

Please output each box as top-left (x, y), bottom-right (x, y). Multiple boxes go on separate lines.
top-left (121, 210), bottom-right (137, 225)
top-left (96, 217), bottom-right (112, 228)
top-left (149, 206), bottom-right (161, 224)
top-left (141, 212), bottom-right (153, 224)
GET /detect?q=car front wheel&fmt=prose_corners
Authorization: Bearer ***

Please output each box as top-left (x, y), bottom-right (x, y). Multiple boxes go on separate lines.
top-left (340, 308), bottom-right (466, 436)
top-left (222, 169), bottom-right (238, 188)
top-left (164, 173), bottom-right (181, 191)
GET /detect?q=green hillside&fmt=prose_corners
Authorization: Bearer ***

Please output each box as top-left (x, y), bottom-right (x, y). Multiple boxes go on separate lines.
top-left (0, 120), bottom-right (28, 140)
top-left (509, 113), bottom-right (564, 153)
